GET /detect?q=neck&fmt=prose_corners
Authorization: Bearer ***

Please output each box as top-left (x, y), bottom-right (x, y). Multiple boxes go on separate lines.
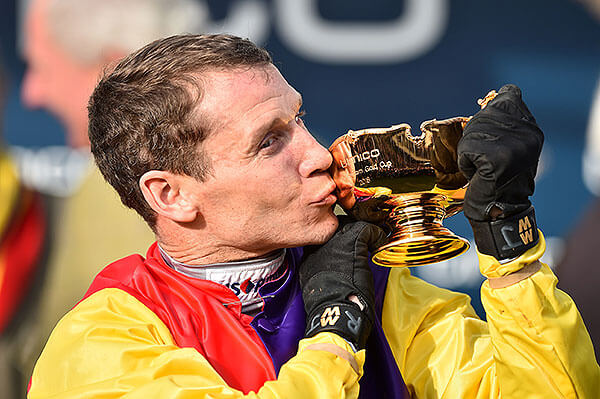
top-left (156, 221), bottom-right (277, 265)
top-left (159, 242), bottom-right (276, 265)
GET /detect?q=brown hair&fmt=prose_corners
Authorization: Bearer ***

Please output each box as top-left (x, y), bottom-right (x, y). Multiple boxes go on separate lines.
top-left (88, 34), bottom-right (272, 228)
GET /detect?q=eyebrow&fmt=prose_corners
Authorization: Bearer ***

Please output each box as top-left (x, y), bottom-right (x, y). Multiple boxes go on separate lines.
top-left (258, 93), bottom-right (304, 134)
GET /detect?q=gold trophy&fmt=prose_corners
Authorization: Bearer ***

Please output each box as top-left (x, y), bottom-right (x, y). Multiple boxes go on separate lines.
top-left (329, 92), bottom-right (496, 267)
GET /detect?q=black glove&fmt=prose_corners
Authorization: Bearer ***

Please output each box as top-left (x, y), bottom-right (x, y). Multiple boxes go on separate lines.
top-left (299, 220), bottom-right (386, 350)
top-left (458, 84), bottom-right (544, 260)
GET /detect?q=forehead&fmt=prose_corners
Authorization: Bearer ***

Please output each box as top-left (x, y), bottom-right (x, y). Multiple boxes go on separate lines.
top-left (195, 64), bottom-right (301, 132)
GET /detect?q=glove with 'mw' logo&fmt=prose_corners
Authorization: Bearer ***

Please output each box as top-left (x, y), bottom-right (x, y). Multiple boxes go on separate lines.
top-left (299, 220), bottom-right (386, 350)
top-left (458, 84), bottom-right (544, 260)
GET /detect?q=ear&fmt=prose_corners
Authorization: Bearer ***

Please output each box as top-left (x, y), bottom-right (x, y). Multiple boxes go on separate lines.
top-left (139, 170), bottom-right (199, 223)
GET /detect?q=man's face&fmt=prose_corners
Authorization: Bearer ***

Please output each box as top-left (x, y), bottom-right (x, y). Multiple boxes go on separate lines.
top-left (21, 0), bottom-right (101, 148)
top-left (186, 65), bottom-right (338, 258)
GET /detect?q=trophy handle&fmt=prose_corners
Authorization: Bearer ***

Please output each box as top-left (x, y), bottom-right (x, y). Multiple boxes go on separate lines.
top-left (330, 90), bottom-right (498, 267)
top-left (371, 193), bottom-right (469, 267)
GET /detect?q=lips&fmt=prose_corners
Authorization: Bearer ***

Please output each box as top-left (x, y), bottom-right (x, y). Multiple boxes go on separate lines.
top-left (311, 182), bottom-right (337, 206)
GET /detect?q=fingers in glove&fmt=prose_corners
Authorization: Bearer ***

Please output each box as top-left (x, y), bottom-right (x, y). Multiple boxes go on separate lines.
top-left (463, 172), bottom-right (498, 221)
top-left (340, 221), bottom-right (388, 253)
top-left (487, 84), bottom-right (538, 125)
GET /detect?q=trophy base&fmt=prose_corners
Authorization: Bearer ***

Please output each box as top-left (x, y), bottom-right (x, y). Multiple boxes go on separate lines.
top-left (372, 234), bottom-right (470, 267)
top-left (370, 192), bottom-right (470, 267)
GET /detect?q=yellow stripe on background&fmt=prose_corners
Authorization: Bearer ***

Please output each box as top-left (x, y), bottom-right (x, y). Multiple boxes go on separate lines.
top-left (0, 150), bottom-right (20, 237)
top-left (0, 149), bottom-right (21, 292)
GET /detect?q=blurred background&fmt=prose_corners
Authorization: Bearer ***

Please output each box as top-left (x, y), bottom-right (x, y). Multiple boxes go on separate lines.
top-left (3, 0), bottom-right (600, 307)
top-left (1, 0), bottom-right (600, 396)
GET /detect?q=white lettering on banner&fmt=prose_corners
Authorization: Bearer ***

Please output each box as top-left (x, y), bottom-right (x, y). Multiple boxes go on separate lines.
top-left (16, 0), bottom-right (448, 65)
top-left (274, 0), bottom-right (449, 63)
top-left (183, 0), bottom-right (448, 63)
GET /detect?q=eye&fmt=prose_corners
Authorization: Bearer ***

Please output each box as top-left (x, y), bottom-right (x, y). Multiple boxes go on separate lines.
top-left (259, 134), bottom-right (279, 150)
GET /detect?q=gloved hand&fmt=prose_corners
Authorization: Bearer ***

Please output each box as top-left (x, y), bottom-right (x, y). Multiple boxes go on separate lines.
top-left (299, 220), bottom-right (386, 350)
top-left (421, 117), bottom-right (470, 190)
top-left (458, 84), bottom-right (544, 260)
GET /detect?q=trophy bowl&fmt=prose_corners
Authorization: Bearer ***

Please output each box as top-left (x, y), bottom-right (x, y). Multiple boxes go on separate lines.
top-left (329, 117), bottom-right (471, 267)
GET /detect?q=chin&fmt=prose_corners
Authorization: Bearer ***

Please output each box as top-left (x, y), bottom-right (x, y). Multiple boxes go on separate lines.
top-left (306, 214), bottom-right (339, 245)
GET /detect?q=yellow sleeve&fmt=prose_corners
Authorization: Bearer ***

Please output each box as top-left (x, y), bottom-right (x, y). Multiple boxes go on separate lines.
top-left (381, 232), bottom-right (600, 399)
top-left (28, 288), bottom-right (365, 399)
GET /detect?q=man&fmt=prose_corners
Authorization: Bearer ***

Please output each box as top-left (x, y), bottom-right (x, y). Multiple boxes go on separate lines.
top-left (17, 0), bottom-right (202, 392)
top-left (29, 34), bottom-right (598, 398)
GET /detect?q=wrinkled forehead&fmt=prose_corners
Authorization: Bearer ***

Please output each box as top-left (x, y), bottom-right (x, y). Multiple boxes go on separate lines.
top-left (193, 64), bottom-right (301, 133)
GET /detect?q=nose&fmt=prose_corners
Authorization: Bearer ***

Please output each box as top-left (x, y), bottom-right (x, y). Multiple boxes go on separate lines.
top-left (298, 127), bottom-right (333, 178)
top-left (21, 69), bottom-right (43, 109)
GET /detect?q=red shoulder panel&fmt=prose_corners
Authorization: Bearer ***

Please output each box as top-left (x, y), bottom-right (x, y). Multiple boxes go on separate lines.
top-left (84, 243), bottom-right (276, 393)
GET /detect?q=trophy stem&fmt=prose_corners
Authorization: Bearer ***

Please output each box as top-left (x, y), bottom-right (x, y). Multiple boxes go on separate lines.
top-left (372, 193), bottom-right (469, 267)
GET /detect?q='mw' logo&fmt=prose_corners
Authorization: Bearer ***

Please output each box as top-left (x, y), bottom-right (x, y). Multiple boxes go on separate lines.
top-left (519, 216), bottom-right (533, 244)
top-left (320, 306), bottom-right (340, 327)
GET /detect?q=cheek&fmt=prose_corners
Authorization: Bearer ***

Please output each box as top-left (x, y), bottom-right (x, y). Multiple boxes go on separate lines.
top-left (255, 180), bottom-right (302, 214)
top-left (258, 153), bottom-right (304, 199)
top-left (210, 150), bottom-right (306, 216)
top-left (209, 172), bottom-right (298, 218)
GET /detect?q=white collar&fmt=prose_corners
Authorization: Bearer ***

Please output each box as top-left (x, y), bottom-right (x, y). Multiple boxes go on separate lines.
top-left (158, 246), bottom-right (286, 310)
